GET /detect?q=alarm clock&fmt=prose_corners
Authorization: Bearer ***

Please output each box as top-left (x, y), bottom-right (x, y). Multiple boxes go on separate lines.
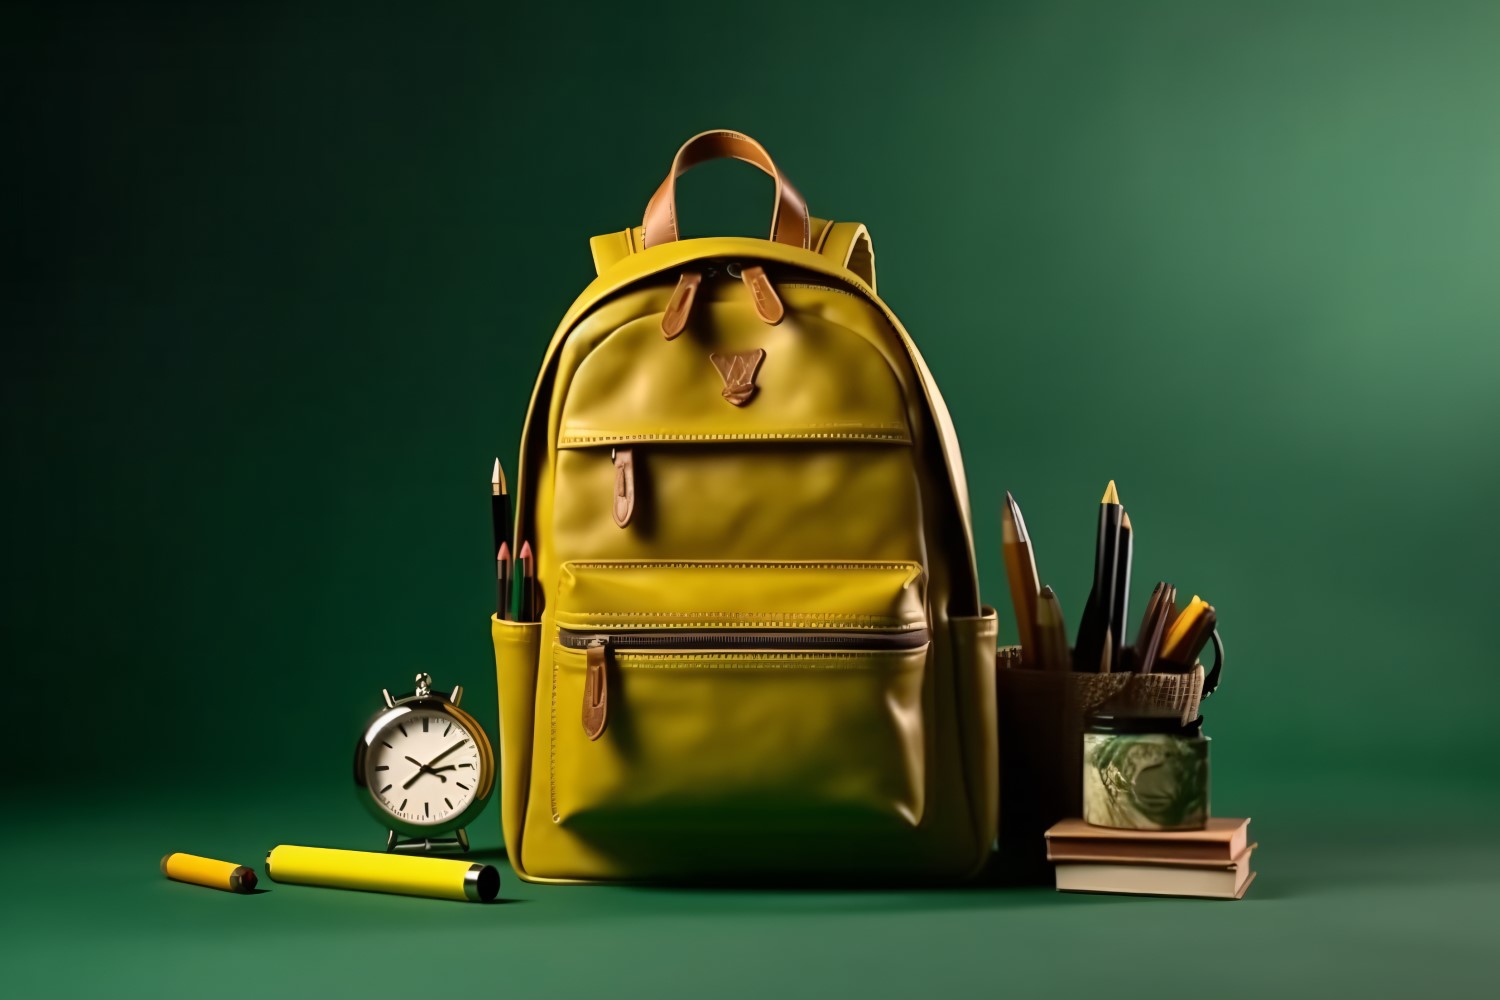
top-left (353, 673), bottom-right (495, 853)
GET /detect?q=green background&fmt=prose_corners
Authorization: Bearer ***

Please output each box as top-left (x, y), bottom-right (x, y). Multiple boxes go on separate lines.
top-left (7, 0), bottom-right (1497, 995)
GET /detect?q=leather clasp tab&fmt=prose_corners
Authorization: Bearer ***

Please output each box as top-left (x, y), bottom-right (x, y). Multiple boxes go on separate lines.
top-left (583, 641), bottom-right (609, 740)
top-left (661, 271), bottom-right (702, 340)
top-left (741, 265), bottom-right (784, 325)
top-left (611, 447), bottom-right (635, 528)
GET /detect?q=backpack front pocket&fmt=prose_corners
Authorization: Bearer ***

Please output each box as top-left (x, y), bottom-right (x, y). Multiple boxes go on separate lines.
top-left (548, 560), bottom-right (929, 832)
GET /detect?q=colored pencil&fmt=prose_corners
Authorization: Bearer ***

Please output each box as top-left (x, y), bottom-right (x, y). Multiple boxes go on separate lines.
top-left (496, 541), bottom-right (511, 621)
top-left (516, 540), bottom-right (536, 622)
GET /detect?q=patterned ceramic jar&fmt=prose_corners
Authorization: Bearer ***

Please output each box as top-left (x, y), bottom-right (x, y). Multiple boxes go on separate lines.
top-left (1083, 710), bottom-right (1209, 831)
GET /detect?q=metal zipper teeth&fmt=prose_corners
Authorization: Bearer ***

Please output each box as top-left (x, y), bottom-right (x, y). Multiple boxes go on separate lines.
top-left (557, 627), bottom-right (931, 653)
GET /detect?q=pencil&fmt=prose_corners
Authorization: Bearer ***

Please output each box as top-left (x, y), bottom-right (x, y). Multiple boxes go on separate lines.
top-left (496, 541), bottom-right (511, 621)
top-left (1034, 585), bottom-right (1072, 672)
top-left (1136, 589), bottom-right (1173, 675)
top-left (1074, 480), bottom-right (1123, 672)
top-left (516, 540), bottom-right (535, 622)
top-left (1001, 492), bottom-right (1042, 665)
top-left (1164, 603), bottom-right (1217, 672)
top-left (1133, 582), bottom-right (1165, 665)
top-left (491, 459), bottom-right (511, 560)
top-left (1112, 510), bottom-right (1133, 668)
top-left (1161, 595), bottom-right (1213, 669)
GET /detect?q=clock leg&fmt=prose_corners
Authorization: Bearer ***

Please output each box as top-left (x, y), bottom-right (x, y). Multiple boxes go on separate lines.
top-left (386, 830), bottom-right (398, 853)
top-left (456, 828), bottom-right (470, 853)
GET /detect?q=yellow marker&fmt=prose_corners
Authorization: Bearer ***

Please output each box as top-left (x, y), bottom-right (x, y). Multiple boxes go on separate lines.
top-left (161, 852), bottom-right (258, 893)
top-left (265, 845), bottom-right (499, 903)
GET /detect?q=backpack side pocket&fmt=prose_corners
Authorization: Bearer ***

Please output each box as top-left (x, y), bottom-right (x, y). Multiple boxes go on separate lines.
top-left (950, 606), bottom-right (999, 875)
top-left (492, 616), bottom-right (541, 873)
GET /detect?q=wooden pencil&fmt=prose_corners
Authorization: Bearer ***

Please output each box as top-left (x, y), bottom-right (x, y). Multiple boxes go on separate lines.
top-left (1133, 582), bottom-right (1165, 665)
top-left (1002, 491), bottom-right (1042, 666)
top-left (1034, 585), bottom-right (1072, 672)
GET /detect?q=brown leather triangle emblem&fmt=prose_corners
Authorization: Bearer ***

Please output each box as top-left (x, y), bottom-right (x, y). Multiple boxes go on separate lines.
top-left (709, 349), bottom-right (765, 406)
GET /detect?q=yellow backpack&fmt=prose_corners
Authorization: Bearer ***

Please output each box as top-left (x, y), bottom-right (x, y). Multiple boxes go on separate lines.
top-left (492, 130), bottom-right (998, 883)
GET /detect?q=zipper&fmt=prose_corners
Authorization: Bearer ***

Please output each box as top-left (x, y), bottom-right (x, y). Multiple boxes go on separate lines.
top-left (568, 626), bottom-right (930, 740)
top-left (560, 627), bottom-right (930, 652)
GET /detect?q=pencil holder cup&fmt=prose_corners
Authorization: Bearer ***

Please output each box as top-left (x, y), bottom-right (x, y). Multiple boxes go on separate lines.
top-left (991, 632), bottom-right (1224, 882)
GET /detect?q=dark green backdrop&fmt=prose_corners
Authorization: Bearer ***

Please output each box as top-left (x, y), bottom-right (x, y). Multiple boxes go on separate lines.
top-left (7, 1), bottom-right (1497, 996)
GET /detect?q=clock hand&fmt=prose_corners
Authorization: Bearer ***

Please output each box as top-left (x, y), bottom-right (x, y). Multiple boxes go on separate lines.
top-left (422, 739), bottom-right (470, 769)
top-left (399, 755), bottom-right (453, 790)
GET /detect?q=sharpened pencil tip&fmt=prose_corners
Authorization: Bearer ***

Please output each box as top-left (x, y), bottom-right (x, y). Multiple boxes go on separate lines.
top-left (492, 458), bottom-right (506, 494)
top-left (1102, 480), bottom-right (1119, 504)
top-left (1122, 512), bottom-right (1132, 531)
top-left (497, 541), bottom-right (510, 560)
top-left (519, 540), bottom-right (532, 559)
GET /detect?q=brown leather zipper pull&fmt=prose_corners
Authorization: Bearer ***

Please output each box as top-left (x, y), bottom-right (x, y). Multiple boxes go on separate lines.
top-left (661, 270), bottom-right (702, 340)
top-left (741, 265), bottom-right (784, 325)
top-left (583, 640), bottom-right (609, 740)
top-left (611, 446), bottom-right (634, 528)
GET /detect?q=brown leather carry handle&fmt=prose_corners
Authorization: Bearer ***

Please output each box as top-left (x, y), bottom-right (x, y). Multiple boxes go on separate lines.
top-left (641, 130), bottom-right (810, 250)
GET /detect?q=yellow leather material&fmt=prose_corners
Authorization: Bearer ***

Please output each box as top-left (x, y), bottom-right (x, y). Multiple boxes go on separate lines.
top-left (591, 218), bottom-right (836, 276)
top-left (502, 142), bottom-right (991, 881)
top-left (491, 617), bottom-right (540, 869)
top-left (555, 561), bottom-right (927, 631)
top-left (551, 643), bottom-right (928, 831)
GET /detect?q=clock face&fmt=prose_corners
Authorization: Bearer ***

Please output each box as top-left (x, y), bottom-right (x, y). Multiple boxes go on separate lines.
top-left (364, 709), bottom-right (483, 828)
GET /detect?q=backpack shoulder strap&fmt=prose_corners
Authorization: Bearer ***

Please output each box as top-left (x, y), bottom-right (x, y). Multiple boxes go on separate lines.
top-left (814, 221), bottom-right (876, 292)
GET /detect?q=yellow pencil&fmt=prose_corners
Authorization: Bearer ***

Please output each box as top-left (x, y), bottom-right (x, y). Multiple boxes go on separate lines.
top-left (1161, 595), bottom-right (1214, 667)
top-left (161, 852), bottom-right (258, 893)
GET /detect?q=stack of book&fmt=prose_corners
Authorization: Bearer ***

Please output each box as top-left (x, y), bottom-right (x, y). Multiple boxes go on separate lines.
top-left (1044, 818), bottom-right (1256, 899)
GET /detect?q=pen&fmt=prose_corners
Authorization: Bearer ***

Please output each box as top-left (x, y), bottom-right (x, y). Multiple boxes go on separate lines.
top-left (1001, 492), bottom-right (1042, 665)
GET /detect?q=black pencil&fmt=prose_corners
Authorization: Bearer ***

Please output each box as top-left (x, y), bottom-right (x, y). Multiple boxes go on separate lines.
top-left (1112, 510), bottom-right (1133, 668)
top-left (1074, 480), bottom-right (1123, 672)
top-left (491, 458), bottom-right (511, 559)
